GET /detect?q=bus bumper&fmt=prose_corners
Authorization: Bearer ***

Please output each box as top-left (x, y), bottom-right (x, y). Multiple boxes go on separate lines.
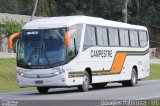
top-left (17, 73), bottom-right (68, 87)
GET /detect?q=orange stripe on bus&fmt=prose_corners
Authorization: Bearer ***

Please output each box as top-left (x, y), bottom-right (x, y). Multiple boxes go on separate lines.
top-left (68, 50), bottom-right (149, 77)
top-left (109, 53), bottom-right (126, 74)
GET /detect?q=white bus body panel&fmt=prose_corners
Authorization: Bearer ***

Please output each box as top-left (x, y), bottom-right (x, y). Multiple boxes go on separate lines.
top-left (17, 16), bottom-right (150, 87)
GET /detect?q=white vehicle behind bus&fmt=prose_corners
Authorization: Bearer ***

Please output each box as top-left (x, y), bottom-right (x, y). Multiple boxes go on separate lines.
top-left (8, 16), bottom-right (149, 94)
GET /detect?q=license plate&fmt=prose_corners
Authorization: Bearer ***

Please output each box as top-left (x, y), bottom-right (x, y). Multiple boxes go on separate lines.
top-left (35, 80), bottom-right (43, 84)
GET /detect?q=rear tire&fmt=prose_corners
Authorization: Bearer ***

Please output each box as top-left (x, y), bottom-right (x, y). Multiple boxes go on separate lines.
top-left (92, 83), bottom-right (107, 89)
top-left (37, 87), bottom-right (49, 94)
top-left (78, 71), bottom-right (90, 92)
top-left (122, 68), bottom-right (137, 87)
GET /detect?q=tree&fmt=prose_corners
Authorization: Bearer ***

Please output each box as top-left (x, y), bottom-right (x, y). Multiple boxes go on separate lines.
top-left (36, 0), bottom-right (50, 16)
top-left (0, 0), bottom-right (19, 14)
top-left (48, 0), bottom-right (57, 16)
top-left (20, 0), bottom-right (34, 15)
top-left (1, 19), bottom-right (25, 38)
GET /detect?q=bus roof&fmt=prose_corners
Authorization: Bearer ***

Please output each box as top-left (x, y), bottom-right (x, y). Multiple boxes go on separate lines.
top-left (23, 16), bottom-right (147, 30)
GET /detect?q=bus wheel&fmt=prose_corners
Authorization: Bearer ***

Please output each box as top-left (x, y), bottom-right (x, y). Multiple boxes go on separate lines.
top-left (37, 87), bottom-right (49, 94)
top-left (78, 71), bottom-right (90, 92)
top-left (122, 68), bottom-right (137, 87)
top-left (92, 83), bottom-right (107, 89)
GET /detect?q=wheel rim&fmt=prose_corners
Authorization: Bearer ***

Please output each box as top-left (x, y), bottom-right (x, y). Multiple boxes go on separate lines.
top-left (132, 71), bottom-right (137, 84)
top-left (83, 73), bottom-right (89, 88)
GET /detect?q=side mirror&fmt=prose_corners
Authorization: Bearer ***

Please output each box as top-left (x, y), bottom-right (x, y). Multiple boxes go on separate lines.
top-left (64, 29), bottom-right (76, 47)
top-left (8, 32), bottom-right (20, 48)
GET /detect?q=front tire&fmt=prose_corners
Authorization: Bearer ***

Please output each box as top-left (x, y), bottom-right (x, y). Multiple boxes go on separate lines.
top-left (78, 71), bottom-right (90, 92)
top-left (37, 87), bottom-right (49, 94)
top-left (122, 68), bottom-right (137, 87)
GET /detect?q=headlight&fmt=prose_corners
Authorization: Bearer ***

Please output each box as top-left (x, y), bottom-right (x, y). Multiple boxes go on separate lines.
top-left (17, 69), bottom-right (27, 76)
top-left (52, 67), bottom-right (65, 76)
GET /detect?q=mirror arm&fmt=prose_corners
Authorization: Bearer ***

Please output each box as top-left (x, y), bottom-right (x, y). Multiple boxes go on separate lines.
top-left (64, 29), bottom-right (76, 46)
top-left (8, 32), bottom-right (20, 48)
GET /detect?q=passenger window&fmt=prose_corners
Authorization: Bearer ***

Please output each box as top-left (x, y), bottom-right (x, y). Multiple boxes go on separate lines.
top-left (83, 25), bottom-right (96, 50)
top-left (96, 27), bottom-right (103, 46)
top-left (108, 28), bottom-right (119, 46)
top-left (90, 27), bottom-right (96, 45)
top-left (119, 29), bottom-right (129, 47)
top-left (130, 30), bottom-right (135, 47)
top-left (134, 31), bottom-right (139, 47)
top-left (108, 28), bottom-right (114, 46)
top-left (114, 29), bottom-right (119, 46)
top-left (84, 26), bottom-right (92, 45)
top-left (124, 30), bottom-right (129, 46)
top-left (96, 27), bottom-right (108, 46)
top-left (119, 29), bottom-right (125, 46)
top-left (129, 30), bottom-right (139, 47)
top-left (139, 31), bottom-right (148, 47)
top-left (102, 28), bottom-right (108, 46)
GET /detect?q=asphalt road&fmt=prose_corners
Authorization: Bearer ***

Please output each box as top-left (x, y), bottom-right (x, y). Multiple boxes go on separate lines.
top-left (0, 80), bottom-right (160, 101)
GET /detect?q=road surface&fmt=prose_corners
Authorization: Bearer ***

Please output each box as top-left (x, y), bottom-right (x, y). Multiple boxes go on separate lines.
top-left (0, 80), bottom-right (160, 100)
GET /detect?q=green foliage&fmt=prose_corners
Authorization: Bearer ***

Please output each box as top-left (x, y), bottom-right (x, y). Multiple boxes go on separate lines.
top-left (0, 58), bottom-right (35, 93)
top-left (145, 64), bottom-right (160, 80)
top-left (0, 0), bottom-right (19, 13)
top-left (1, 19), bottom-right (25, 38)
top-left (36, 0), bottom-right (50, 16)
top-left (48, 0), bottom-right (57, 16)
top-left (17, 0), bottom-right (34, 15)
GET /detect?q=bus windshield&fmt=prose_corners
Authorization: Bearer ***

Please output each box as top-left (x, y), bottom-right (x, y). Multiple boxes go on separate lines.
top-left (17, 28), bottom-right (67, 68)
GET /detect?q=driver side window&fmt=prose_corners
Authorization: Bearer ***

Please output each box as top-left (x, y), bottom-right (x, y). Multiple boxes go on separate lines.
top-left (68, 38), bottom-right (76, 58)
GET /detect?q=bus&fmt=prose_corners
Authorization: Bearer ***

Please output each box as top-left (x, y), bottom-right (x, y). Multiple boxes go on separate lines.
top-left (8, 16), bottom-right (149, 94)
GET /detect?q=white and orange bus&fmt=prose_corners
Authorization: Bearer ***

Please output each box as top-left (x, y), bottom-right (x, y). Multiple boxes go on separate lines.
top-left (8, 16), bottom-right (149, 93)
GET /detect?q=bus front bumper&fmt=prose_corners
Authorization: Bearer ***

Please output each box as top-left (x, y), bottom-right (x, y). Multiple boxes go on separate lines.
top-left (17, 73), bottom-right (68, 87)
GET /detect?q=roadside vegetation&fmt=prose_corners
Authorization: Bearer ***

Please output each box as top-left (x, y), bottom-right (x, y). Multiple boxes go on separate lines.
top-left (0, 58), bottom-right (159, 93)
top-left (0, 58), bottom-right (35, 93)
top-left (145, 64), bottom-right (160, 80)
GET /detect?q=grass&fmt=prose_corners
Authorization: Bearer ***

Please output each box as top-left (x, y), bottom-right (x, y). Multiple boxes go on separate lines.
top-left (145, 64), bottom-right (160, 80)
top-left (0, 58), bottom-right (35, 93)
top-left (0, 58), bottom-right (160, 93)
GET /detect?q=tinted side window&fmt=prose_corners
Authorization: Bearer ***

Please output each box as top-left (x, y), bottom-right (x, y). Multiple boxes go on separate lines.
top-left (124, 30), bottom-right (129, 46)
top-left (83, 25), bottom-right (96, 49)
top-left (129, 30), bottom-right (139, 47)
top-left (108, 28), bottom-right (119, 46)
top-left (108, 28), bottom-right (114, 46)
top-left (114, 29), bottom-right (119, 46)
top-left (96, 27), bottom-right (103, 46)
top-left (102, 28), bottom-right (108, 46)
top-left (134, 31), bottom-right (139, 47)
top-left (90, 27), bottom-right (96, 45)
top-left (119, 29), bottom-right (125, 46)
top-left (70, 24), bottom-right (83, 51)
top-left (84, 25), bottom-right (92, 45)
top-left (139, 31), bottom-right (148, 47)
top-left (96, 27), bottom-right (109, 46)
top-left (119, 29), bottom-right (129, 47)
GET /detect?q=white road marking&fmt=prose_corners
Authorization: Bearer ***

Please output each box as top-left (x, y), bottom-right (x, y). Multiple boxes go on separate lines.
top-left (137, 96), bottom-right (160, 100)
